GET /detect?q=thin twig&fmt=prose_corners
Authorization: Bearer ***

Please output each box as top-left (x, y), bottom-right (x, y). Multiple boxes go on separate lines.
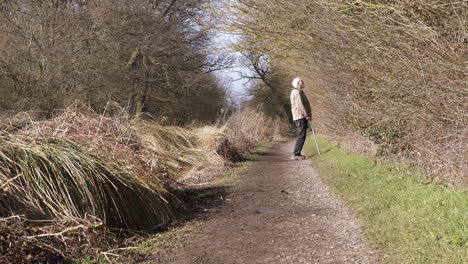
top-left (0, 173), bottom-right (22, 189)
top-left (0, 215), bottom-right (24, 221)
top-left (100, 247), bottom-right (138, 261)
top-left (26, 224), bottom-right (85, 239)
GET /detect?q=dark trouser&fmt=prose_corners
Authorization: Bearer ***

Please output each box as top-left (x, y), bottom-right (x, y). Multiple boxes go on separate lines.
top-left (293, 118), bottom-right (308, 156)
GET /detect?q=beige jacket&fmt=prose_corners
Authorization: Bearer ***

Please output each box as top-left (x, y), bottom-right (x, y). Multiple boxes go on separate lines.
top-left (290, 88), bottom-right (312, 121)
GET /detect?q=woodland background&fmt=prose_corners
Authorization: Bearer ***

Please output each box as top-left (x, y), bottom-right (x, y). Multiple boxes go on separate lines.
top-left (0, 0), bottom-right (466, 186)
top-left (0, 0), bottom-right (466, 262)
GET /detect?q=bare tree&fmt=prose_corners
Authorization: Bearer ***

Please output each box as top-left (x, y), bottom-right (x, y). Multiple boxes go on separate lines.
top-left (0, 0), bottom-right (229, 123)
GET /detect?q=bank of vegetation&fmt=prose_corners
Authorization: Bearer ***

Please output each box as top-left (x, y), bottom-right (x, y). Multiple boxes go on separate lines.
top-left (0, 106), bottom-right (287, 262)
top-left (222, 0), bottom-right (466, 185)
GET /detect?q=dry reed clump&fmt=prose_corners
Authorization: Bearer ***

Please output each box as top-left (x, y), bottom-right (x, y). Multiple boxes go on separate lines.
top-left (194, 125), bottom-right (243, 163)
top-left (0, 135), bottom-right (174, 230)
top-left (132, 120), bottom-right (227, 179)
top-left (0, 106), bottom-right (234, 228)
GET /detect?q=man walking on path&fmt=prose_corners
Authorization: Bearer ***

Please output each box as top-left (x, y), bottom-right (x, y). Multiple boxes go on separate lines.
top-left (290, 77), bottom-right (312, 159)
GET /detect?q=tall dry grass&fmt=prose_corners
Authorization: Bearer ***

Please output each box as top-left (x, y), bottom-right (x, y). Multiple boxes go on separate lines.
top-left (0, 105), bottom-right (194, 230)
top-left (133, 120), bottom-right (226, 178)
top-left (0, 135), bottom-right (174, 230)
top-left (0, 105), bottom-right (288, 232)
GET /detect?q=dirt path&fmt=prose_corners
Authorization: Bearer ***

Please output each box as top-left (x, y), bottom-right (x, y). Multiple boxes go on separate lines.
top-left (146, 140), bottom-right (379, 264)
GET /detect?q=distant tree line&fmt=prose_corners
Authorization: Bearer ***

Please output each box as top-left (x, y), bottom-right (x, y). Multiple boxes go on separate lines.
top-left (0, 0), bottom-right (229, 124)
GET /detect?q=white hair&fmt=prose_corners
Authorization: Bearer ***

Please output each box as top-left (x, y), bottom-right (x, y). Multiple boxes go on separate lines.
top-left (292, 77), bottom-right (302, 88)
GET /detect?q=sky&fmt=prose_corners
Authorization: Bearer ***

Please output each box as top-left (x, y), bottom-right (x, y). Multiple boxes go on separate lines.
top-left (209, 31), bottom-right (254, 105)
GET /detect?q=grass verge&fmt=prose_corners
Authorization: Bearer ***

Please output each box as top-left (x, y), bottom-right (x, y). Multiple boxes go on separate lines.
top-left (136, 224), bottom-right (194, 252)
top-left (304, 135), bottom-right (468, 264)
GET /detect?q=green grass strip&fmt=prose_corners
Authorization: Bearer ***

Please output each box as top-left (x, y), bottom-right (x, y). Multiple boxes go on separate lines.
top-left (304, 135), bottom-right (468, 264)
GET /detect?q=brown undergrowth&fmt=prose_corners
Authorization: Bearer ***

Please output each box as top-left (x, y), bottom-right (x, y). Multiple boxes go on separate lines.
top-left (225, 0), bottom-right (467, 186)
top-left (0, 216), bottom-right (114, 263)
top-left (0, 105), bottom-right (288, 263)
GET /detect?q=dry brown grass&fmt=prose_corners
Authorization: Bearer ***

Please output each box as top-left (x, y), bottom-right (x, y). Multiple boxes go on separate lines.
top-left (0, 135), bottom-right (175, 230)
top-left (0, 105), bottom-right (288, 227)
top-left (133, 120), bottom-right (226, 180)
top-left (0, 105), bottom-right (288, 261)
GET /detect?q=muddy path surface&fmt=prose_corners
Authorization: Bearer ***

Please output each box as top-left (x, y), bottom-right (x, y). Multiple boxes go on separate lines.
top-left (144, 140), bottom-right (379, 264)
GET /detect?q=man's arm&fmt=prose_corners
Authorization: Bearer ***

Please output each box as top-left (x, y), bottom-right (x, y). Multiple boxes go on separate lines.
top-left (300, 91), bottom-right (312, 120)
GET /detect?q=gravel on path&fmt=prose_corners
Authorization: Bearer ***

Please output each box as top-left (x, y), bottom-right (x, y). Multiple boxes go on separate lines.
top-left (146, 140), bottom-right (379, 264)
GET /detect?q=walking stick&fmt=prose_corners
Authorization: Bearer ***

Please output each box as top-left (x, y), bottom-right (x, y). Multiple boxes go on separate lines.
top-left (308, 121), bottom-right (321, 156)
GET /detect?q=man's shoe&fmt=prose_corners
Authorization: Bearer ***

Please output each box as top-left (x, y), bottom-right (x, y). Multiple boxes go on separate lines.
top-left (290, 155), bottom-right (306, 160)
